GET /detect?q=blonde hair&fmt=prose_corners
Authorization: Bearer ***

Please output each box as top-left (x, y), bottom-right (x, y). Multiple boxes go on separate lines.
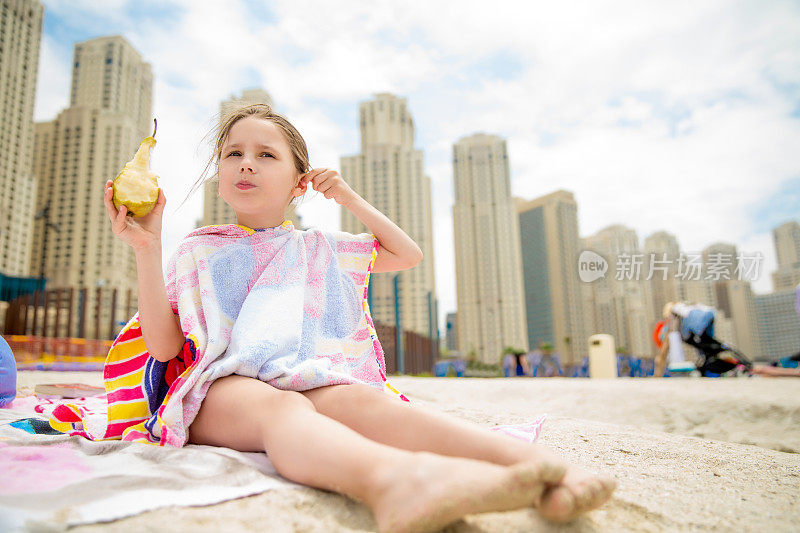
top-left (181, 103), bottom-right (310, 208)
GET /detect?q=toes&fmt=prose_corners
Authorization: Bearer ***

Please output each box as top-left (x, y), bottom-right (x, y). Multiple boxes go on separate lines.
top-left (530, 461), bottom-right (567, 507)
top-left (538, 476), bottom-right (617, 523)
top-left (540, 486), bottom-right (577, 522)
top-left (575, 480), bottom-right (603, 509)
top-left (591, 477), bottom-right (617, 508)
top-left (511, 460), bottom-right (568, 508)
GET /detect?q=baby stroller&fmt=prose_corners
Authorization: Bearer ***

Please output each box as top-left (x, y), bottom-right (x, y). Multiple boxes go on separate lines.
top-left (684, 333), bottom-right (752, 377)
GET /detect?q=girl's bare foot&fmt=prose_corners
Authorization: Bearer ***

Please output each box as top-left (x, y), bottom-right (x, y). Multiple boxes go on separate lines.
top-left (537, 464), bottom-right (617, 522)
top-left (368, 452), bottom-right (566, 533)
top-left (512, 442), bottom-right (616, 522)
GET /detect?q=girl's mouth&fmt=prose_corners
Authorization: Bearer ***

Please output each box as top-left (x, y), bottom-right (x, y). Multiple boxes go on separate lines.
top-left (236, 182), bottom-right (256, 190)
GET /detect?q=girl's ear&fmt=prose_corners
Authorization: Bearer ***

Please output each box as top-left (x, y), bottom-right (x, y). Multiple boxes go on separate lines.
top-left (294, 175), bottom-right (308, 196)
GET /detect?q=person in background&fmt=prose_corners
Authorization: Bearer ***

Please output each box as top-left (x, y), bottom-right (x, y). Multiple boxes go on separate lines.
top-left (514, 350), bottom-right (531, 376)
top-left (656, 302), bottom-right (716, 377)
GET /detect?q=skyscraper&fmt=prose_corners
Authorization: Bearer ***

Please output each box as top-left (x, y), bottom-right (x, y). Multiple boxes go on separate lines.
top-left (0, 0), bottom-right (43, 277)
top-left (752, 220), bottom-right (800, 361)
top-left (702, 242), bottom-right (738, 281)
top-left (773, 220), bottom-right (800, 267)
top-left (516, 190), bottom-right (587, 366)
top-left (643, 231), bottom-right (681, 321)
top-left (755, 291), bottom-right (800, 360)
top-left (340, 94), bottom-right (437, 340)
top-left (771, 220), bottom-right (800, 291)
top-left (583, 225), bottom-right (654, 357)
top-left (199, 89), bottom-right (301, 229)
top-left (30, 35), bottom-right (153, 338)
top-left (452, 133), bottom-right (527, 362)
top-left (714, 279), bottom-right (763, 360)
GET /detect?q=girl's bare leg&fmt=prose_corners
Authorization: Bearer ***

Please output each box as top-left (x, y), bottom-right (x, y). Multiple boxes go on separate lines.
top-left (189, 375), bottom-right (567, 532)
top-left (301, 384), bottom-right (617, 522)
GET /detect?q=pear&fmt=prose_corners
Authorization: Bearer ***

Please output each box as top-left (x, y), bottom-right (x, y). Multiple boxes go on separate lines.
top-left (112, 119), bottom-right (160, 217)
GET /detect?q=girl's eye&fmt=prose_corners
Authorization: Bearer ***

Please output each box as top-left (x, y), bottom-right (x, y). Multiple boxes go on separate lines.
top-left (226, 150), bottom-right (241, 157)
top-left (260, 152), bottom-right (274, 158)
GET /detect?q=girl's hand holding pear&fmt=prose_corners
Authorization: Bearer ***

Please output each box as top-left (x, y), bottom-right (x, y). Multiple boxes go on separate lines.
top-left (104, 118), bottom-right (163, 253)
top-left (104, 179), bottom-right (166, 252)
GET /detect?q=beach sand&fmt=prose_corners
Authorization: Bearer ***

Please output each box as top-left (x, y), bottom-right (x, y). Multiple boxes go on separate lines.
top-left (14, 372), bottom-right (800, 532)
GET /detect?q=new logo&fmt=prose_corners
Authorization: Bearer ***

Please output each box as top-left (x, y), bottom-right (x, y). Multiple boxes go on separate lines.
top-left (578, 250), bottom-right (608, 282)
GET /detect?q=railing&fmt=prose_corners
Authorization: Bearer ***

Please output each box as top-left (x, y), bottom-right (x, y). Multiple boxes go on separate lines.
top-left (373, 323), bottom-right (438, 375)
top-left (6, 335), bottom-right (109, 371)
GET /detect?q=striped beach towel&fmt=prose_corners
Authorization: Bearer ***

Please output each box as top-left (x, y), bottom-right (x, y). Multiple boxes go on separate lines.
top-left (51, 221), bottom-right (407, 446)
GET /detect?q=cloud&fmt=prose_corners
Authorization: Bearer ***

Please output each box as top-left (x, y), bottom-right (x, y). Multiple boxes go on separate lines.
top-left (33, 0), bottom-right (800, 331)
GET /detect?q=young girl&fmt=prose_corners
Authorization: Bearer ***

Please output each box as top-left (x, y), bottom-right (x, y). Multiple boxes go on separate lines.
top-left (102, 104), bottom-right (615, 532)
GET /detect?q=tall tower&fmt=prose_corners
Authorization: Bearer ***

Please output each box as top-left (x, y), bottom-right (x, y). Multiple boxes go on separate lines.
top-left (714, 279), bottom-right (762, 360)
top-left (30, 35), bottom-right (153, 338)
top-left (516, 190), bottom-right (587, 366)
top-left (583, 225), bottom-right (654, 357)
top-left (755, 291), bottom-right (800, 360)
top-left (772, 220), bottom-right (800, 291)
top-left (452, 133), bottom-right (527, 363)
top-left (200, 89), bottom-right (300, 228)
top-left (340, 93), bottom-right (437, 340)
top-left (643, 231), bottom-right (681, 321)
top-left (0, 0), bottom-right (43, 277)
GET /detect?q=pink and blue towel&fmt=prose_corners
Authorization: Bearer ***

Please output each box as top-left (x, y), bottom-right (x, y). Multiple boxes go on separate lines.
top-left (52, 221), bottom-right (405, 445)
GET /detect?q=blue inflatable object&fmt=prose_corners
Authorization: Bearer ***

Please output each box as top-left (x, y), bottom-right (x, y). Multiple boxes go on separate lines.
top-left (0, 335), bottom-right (16, 407)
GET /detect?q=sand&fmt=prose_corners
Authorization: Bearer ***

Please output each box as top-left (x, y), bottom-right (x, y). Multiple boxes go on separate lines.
top-left (12, 372), bottom-right (800, 532)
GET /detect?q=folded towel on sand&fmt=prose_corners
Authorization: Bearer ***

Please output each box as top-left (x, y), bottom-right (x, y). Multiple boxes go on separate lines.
top-left (0, 397), bottom-right (295, 529)
top-left (0, 426), bottom-right (294, 530)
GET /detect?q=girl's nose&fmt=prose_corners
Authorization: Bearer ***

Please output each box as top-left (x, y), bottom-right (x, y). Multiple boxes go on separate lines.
top-left (239, 156), bottom-right (254, 173)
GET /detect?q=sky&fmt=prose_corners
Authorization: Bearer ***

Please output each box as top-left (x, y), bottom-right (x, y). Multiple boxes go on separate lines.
top-left (32, 0), bottom-right (800, 332)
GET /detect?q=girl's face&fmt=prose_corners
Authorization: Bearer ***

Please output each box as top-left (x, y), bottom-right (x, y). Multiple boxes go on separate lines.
top-left (218, 116), bottom-right (304, 228)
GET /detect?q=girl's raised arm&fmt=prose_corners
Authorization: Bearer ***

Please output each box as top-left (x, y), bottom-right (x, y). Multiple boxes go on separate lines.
top-left (133, 245), bottom-right (186, 362)
top-left (104, 182), bottom-right (185, 362)
top-left (301, 169), bottom-right (423, 273)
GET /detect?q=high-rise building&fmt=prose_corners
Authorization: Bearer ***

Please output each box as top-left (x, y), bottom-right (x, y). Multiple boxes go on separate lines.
top-left (583, 225), bottom-right (654, 357)
top-left (755, 290), bottom-right (800, 361)
top-left (643, 230), bottom-right (681, 327)
top-left (30, 35), bottom-right (153, 338)
top-left (340, 94), bottom-right (437, 340)
top-left (200, 89), bottom-right (301, 229)
top-left (451, 133), bottom-right (527, 362)
top-left (773, 220), bottom-right (800, 267)
top-left (772, 268), bottom-right (800, 293)
top-left (771, 220), bottom-right (800, 291)
top-left (672, 242), bottom-right (727, 312)
top-left (516, 190), bottom-right (587, 366)
top-left (0, 0), bottom-right (43, 277)
top-left (714, 279), bottom-right (763, 361)
top-left (702, 242), bottom-right (738, 281)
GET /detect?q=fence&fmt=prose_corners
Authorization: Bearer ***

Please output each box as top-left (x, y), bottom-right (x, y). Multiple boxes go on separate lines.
top-left (374, 323), bottom-right (437, 375)
top-left (6, 335), bottom-right (109, 371)
top-left (3, 287), bottom-right (134, 340)
top-left (5, 322), bottom-right (437, 374)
